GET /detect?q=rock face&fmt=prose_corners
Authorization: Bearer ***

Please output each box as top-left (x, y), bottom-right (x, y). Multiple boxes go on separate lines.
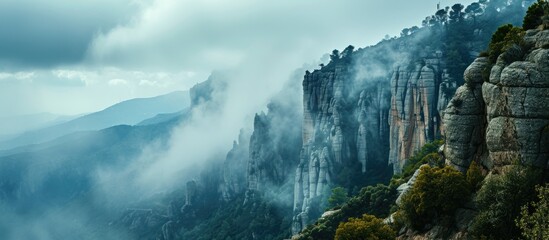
top-left (220, 130), bottom-right (249, 201)
top-left (443, 57), bottom-right (489, 172)
top-left (445, 29), bottom-right (549, 171)
top-left (292, 60), bottom-right (392, 233)
top-left (389, 57), bottom-right (448, 173)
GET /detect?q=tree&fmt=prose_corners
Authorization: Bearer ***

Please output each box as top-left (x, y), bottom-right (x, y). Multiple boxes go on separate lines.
top-left (470, 165), bottom-right (542, 239)
top-left (334, 214), bottom-right (395, 240)
top-left (517, 184), bottom-right (549, 240)
top-left (523, 0), bottom-right (548, 30)
top-left (465, 2), bottom-right (483, 25)
top-left (330, 49), bottom-right (340, 62)
top-left (487, 24), bottom-right (524, 63)
top-left (435, 9), bottom-right (448, 24)
top-left (328, 187), bottom-right (349, 208)
top-left (341, 45), bottom-right (355, 59)
top-left (449, 4), bottom-right (465, 22)
top-left (400, 166), bottom-right (470, 229)
top-left (466, 160), bottom-right (484, 191)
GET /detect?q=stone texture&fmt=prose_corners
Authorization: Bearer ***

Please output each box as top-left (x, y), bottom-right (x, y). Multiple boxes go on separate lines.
top-left (389, 58), bottom-right (447, 173)
top-left (443, 57), bottom-right (488, 171)
top-left (444, 30), bottom-right (549, 171)
top-left (293, 60), bottom-right (393, 233)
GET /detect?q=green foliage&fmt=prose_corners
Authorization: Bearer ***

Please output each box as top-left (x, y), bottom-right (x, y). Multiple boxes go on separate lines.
top-left (297, 184), bottom-right (397, 240)
top-left (400, 166), bottom-right (471, 229)
top-left (523, 0), bottom-right (549, 30)
top-left (470, 165), bottom-right (543, 239)
top-left (517, 184), bottom-right (549, 240)
top-left (334, 214), bottom-right (396, 240)
top-left (179, 194), bottom-right (292, 240)
top-left (487, 24), bottom-right (525, 63)
top-left (398, 140), bottom-right (444, 181)
top-left (466, 160), bottom-right (485, 191)
top-left (328, 187), bottom-right (349, 208)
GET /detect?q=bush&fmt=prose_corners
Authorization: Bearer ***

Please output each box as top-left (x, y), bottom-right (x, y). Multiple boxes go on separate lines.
top-left (297, 184), bottom-right (397, 240)
top-left (398, 140), bottom-right (444, 181)
top-left (470, 165), bottom-right (542, 239)
top-left (466, 160), bottom-right (484, 192)
top-left (400, 166), bottom-right (471, 229)
top-left (523, 0), bottom-right (548, 30)
top-left (517, 184), bottom-right (549, 240)
top-left (487, 24), bottom-right (525, 63)
top-left (334, 214), bottom-right (395, 240)
top-left (328, 187), bottom-right (349, 208)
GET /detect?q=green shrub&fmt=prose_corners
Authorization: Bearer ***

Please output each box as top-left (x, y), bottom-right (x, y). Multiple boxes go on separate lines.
top-left (487, 24), bottom-right (525, 63)
top-left (470, 165), bottom-right (542, 239)
top-left (398, 140), bottom-right (444, 181)
top-left (400, 166), bottom-right (471, 229)
top-left (334, 214), bottom-right (395, 240)
top-left (297, 184), bottom-right (397, 240)
top-left (517, 184), bottom-right (549, 240)
top-left (466, 160), bottom-right (485, 192)
top-left (328, 187), bottom-right (349, 208)
top-left (523, 0), bottom-right (549, 30)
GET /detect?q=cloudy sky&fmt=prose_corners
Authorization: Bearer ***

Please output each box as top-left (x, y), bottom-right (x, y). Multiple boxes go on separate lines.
top-left (0, 0), bottom-right (475, 118)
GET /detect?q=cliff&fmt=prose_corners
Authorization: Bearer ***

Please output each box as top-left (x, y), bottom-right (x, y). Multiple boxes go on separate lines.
top-left (293, 60), bottom-right (392, 233)
top-left (389, 56), bottom-right (449, 173)
top-left (445, 29), bottom-right (549, 172)
top-left (111, 1), bottom-right (537, 239)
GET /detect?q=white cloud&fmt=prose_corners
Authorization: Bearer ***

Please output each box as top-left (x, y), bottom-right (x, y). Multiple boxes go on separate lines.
top-left (138, 79), bottom-right (159, 86)
top-left (108, 78), bottom-right (129, 86)
top-left (87, 0), bottom-right (479, 72)
top-left (0, 71), bottom-right (35, 81)
top-left (51, 69), bottom-right (93, 86)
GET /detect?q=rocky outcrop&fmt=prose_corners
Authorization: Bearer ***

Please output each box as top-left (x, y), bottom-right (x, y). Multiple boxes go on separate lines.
top-left (189, 72), bottom-right (228, 109)
top-left (247, 113), bottom-right (284, 193)
top-left (244, 87), bottom-right (302, 199)
top-left (220, 130), bottom-right (249, 201)
top-left (483, 30), bottom-right (549, 169)
top-left (180, 180), bottom-right (198, 215)
top-left (389, 57), bottom-right (447, 173)
top-left (444, 58), bottom-right (489, 172)
top-left (293, 63), bottom-right (354, 233)
top-left (292, 60), bottom-right (392, 233)
top-left (444, 29), bottom-right (549, 171)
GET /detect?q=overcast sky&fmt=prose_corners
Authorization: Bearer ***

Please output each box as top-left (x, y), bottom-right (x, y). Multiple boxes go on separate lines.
top-left (0, 0), bottom-right (475, 117)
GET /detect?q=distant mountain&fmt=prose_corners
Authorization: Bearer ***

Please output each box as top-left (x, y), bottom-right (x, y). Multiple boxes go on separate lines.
top-left (137, 110), bottom-right (187, 126)
top-left (0, 118), bottom-right (182, 240)
top-left (0, 91), bottom-right (189, 150)
top-left (0, 112), bottom-right (81, 139)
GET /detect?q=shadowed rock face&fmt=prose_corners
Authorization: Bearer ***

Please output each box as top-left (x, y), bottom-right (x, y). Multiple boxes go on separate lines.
top-left (445, 30), bottom-right (549, 171)
top-left (220, 130), bottom-right (249, 202)
top-left (292, 59), bottom-right (395, 233)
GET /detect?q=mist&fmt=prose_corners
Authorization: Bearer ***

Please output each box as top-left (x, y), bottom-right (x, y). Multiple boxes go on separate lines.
top-left (0, 0), bottom-right (485, 239)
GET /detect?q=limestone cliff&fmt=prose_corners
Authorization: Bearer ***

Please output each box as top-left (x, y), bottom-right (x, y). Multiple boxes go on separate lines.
top-left (244, 79), bottom-right (303, 202)
top-left (389, 56), bottom-right (449, 173)
top-left (220, 130), bottom-right (249, 201)
top-left (445, 29), bottom-right (549, 172)
top-left (292, 59), bottom-right (392, 233)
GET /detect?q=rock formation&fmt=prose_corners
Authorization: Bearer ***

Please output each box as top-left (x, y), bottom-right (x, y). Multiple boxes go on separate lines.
top-left (389, 56), bottom-right (448, 173)
top-left (445, 29), bottom-right (549, 171)
top-left (220, 130), bottom-right (249, 201)
top-left (292, 59), bottom-right (392, 233)
top-left (443, 57), bottom-right (489, 172)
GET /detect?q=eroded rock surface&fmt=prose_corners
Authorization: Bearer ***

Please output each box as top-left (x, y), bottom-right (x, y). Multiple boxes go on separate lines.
top-left (444, 30), bottom-right (549, 171)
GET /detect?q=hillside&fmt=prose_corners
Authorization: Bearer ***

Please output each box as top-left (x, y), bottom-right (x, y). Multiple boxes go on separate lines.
top-left (0, 91), bottom-right (189, 150)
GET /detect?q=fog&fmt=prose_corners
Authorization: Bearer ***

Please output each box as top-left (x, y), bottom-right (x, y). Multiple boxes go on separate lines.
top-left (0, 0), bottom-right (480, 239)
